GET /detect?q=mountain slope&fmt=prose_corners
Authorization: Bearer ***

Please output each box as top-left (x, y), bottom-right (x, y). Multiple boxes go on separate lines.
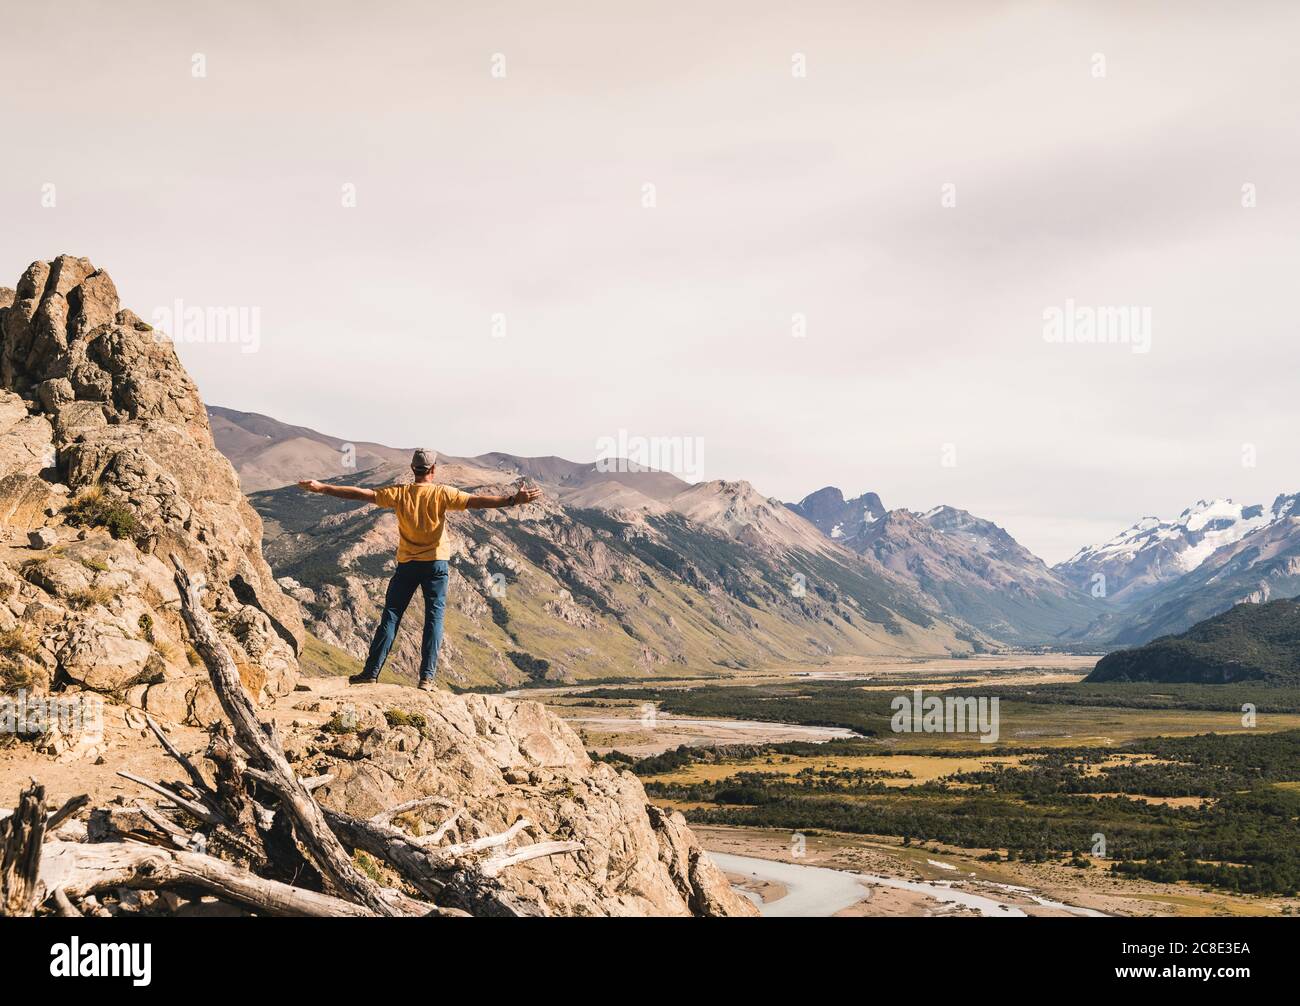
top-left (209, 406), bottom-right (692, 503)
top-left (787, 488), bottom-right (1100, 645)
top-left (1086, 598), bottom-right (1300, 685)
top-left (208, 405), bottom-right (413, 492)
top-left (672, 480), bottom-right (837, 556)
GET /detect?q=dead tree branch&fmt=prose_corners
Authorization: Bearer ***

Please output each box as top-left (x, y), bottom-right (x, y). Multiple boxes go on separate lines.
top-left (170, 554), bottom-right (401, 917)
top-left (1, 780), bottom-right (46, 916)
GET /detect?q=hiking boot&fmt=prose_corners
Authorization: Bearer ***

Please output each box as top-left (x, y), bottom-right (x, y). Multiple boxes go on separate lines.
top-left (417, 679), bottom-right (436, 692)
top-left (348, 671), bottom-right (378, 685)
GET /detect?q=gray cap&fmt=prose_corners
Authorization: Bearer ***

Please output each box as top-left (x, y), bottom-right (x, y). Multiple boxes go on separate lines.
top-left (410, 448), bottom-right (437, 472)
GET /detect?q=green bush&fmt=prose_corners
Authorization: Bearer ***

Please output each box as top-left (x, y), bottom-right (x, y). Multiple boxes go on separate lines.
top-left (384, 708), bottom-right (427, 731)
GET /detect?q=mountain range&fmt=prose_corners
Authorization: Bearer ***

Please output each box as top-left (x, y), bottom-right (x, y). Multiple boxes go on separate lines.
top-left (787, 488), bottom-right (1101, 645)
top-left (210, 409), bottom-right (976, 689)
top-left (1055, 498), bottom-right (1284, 603)
top-left (208, 407), bottom-right (1300, 681)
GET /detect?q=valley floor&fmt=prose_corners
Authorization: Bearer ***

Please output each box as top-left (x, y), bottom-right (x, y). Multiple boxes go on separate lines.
top-left (538, 651), bottom-right (1300, 917)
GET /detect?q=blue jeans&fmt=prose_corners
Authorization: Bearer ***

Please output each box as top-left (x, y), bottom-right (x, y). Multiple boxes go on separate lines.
top-left (362, 560), bottom-right (449, 682)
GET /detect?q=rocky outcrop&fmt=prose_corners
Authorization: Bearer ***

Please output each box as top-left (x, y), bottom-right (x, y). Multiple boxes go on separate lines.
top-left (0, 257), bottom-right (755, 919)
top-left (282, 679), bottom-right (756, 916)
top-left (0, 256), bottom-right (303, 720)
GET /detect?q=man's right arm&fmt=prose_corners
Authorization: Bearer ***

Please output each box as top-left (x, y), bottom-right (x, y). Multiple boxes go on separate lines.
top-left (298, 480), bottom-right (377, 504)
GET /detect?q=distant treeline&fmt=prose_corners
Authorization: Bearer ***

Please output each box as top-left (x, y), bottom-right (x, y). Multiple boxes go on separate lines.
top-left (572, 679), bottom-right (1300, 738)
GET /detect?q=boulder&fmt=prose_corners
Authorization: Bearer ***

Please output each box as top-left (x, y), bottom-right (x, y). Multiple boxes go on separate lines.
top-left (26, 527), bottom-right (58, 550)
top-left (58, 629), bottom-right (161, 692)
top-left (293, 681), bottom-right (756, 917)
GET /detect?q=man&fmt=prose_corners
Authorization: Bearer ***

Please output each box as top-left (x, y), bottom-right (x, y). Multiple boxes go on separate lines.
top-left (298, 449), bottom-right (542, 690)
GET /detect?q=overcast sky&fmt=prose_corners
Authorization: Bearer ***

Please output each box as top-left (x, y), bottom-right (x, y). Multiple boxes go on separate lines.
top-left (3, 1), bottom-right (1298, 563)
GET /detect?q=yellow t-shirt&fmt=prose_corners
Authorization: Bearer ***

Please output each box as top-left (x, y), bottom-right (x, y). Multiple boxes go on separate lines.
top-left (373, 483), bottom-right (472, 562)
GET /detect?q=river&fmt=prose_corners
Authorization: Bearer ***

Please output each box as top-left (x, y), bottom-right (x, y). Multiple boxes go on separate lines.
top-left (709, 852), bottom-right (1106, 918)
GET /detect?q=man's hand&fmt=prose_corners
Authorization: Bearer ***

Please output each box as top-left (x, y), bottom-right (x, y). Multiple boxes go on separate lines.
top-left (298, 479), bottom-right (326, 493)
top-left (467, 485), bottom-right (544, 510)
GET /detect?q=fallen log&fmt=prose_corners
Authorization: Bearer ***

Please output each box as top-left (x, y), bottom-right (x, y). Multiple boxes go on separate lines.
top-left (321, 807), bottom-right (580, 916)
top-left (37, 840), bottom-right (381, 917)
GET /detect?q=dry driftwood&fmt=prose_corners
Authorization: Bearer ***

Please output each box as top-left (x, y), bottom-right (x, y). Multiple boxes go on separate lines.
top-left (37, 840), bottom-right (382, 917)
top-left (165, 554), bottom-right (581, 915)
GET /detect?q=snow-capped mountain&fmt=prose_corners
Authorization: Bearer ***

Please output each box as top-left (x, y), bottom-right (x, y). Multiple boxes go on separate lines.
top-left (1053, 498), bottom-right (1280, 603)
top-left (1095, 493), bottom-right (1300, 644)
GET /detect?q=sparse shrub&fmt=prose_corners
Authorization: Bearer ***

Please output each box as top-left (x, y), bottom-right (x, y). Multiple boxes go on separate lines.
top-left (507, 650), bottom-right (550, 680)
top-left (0, 626), bottom-right (41, 691)
top-left (322, 712), bottom-right (357, 734)
top-left (0, 657), bottom-right (33, 691)
top-left (353, 851), bottom-right (387, 884)
top-left (66, 585), bottom-right (116, 611)
top-left (487, 596), bottom-right (510, 631)
top-left (0, 625), bottom-right (41, 661)
top-left (64, 487), bottom-right (139, 540)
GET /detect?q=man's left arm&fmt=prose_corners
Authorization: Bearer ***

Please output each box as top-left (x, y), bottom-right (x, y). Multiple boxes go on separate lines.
top-left (465, 485), bottom-right (543, 510)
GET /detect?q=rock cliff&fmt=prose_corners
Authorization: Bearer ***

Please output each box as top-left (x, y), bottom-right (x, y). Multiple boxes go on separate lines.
top-left (0, 256), bottom-right (303, 721)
